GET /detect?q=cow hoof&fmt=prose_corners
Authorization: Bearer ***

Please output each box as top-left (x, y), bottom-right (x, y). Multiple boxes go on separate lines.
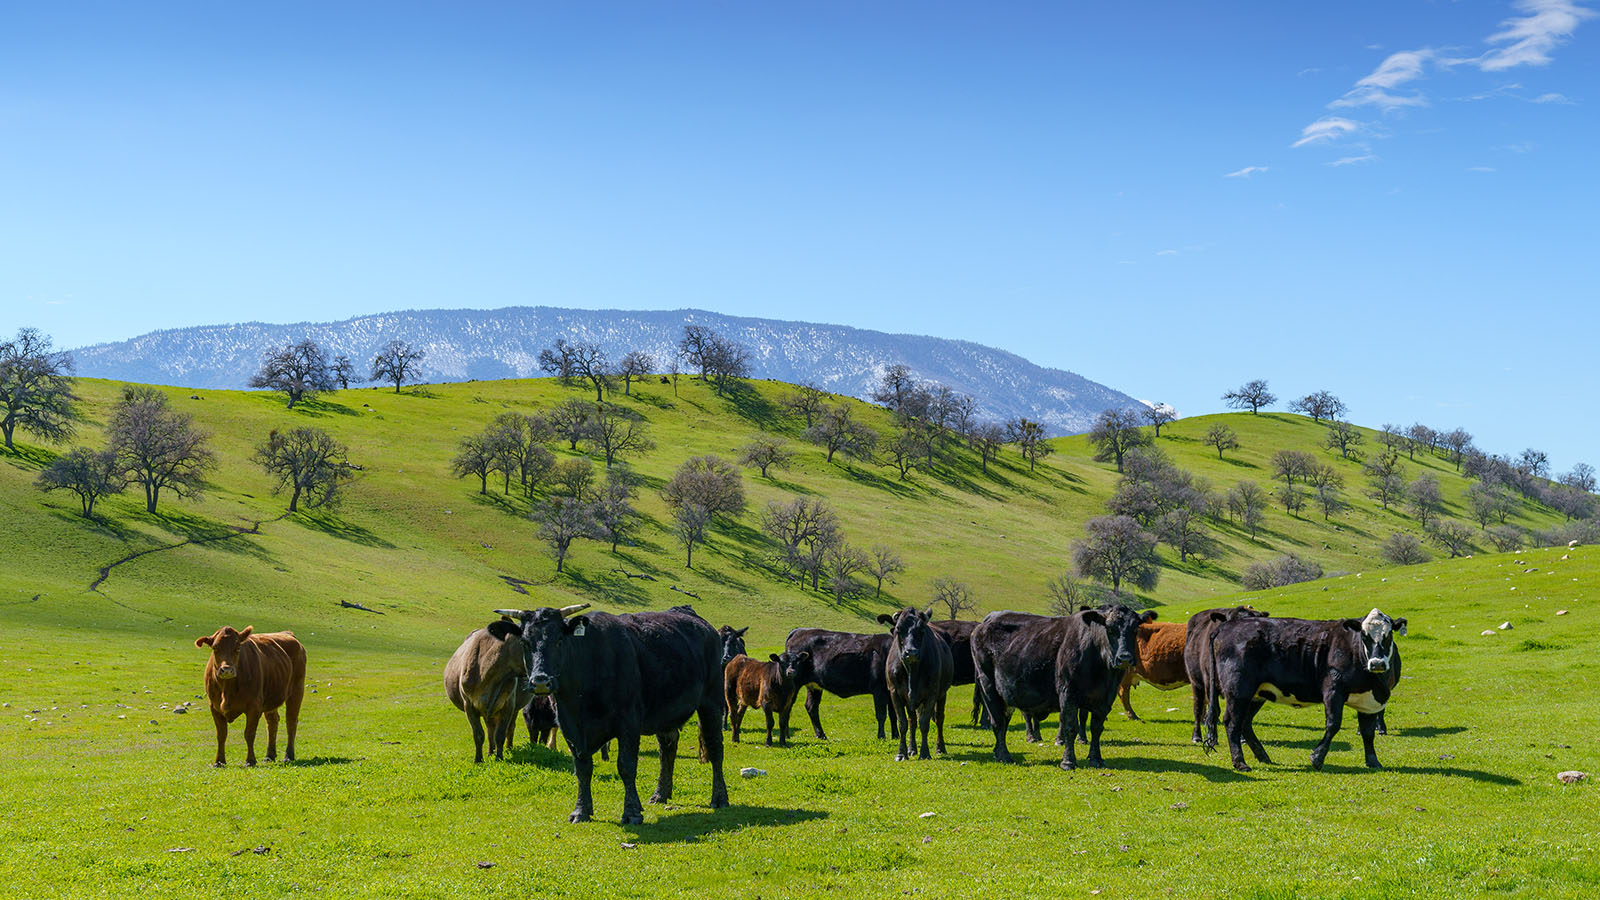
top-left (569, 811), bottom-right (592, 824)
top-left (1086, 759), bottom-right (1105, 769)
top-left (1310, 758), bottom-right (1325, 771)
top-left (1233, 762), bottom-right (1251, 772)
top-left (245, 760), bottom-right (257, 768)
top-left (894, 753), bottom-right (909, 762)
top-left (1059, 760), bottom-right (1076, 771)
top-left (266, 755), bottom-right (276, 762)
top-left (212, 761), bottom-right (225, 768)
top-left (710, 794), bottom-right (729, 809)
top-left (1366, 759), bottom-right (1384, 770)
top-left (995, 752), bottom-right (1015, 764)
top-left (620, 812), bottom-right (645, 826)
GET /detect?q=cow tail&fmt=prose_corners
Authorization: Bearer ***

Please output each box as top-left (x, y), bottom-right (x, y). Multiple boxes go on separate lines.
top-left (1201, 631), bottom-right (1220, 754)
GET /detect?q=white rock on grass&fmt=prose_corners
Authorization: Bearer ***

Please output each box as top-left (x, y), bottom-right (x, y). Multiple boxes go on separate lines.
top-left (1499, 622), bottom-right (1513, 630)
top-left (739, 767), bottom-right (766, 779)
top-left (1557, 771), bottom-right (1587, 784)
top-left (1480, 630), bottom-right (1497, 636)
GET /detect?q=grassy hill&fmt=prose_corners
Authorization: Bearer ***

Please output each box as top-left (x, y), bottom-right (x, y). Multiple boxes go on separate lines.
top-left (1, 375), bottom-right (1594, 897)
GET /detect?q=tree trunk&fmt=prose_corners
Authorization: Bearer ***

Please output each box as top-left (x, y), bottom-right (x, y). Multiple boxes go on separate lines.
top-left (289, 485), bottom-right (301, 513)
top-left (146, 484), bottom-right (158, 514)
top-left (1, 419), bottom-right (13, 449)
top-left (478, 473), bottom-right (488, 494)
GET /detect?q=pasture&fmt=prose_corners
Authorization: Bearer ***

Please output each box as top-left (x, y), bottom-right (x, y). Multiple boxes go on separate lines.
top-left (0, 375), bottom-right (1594, 897)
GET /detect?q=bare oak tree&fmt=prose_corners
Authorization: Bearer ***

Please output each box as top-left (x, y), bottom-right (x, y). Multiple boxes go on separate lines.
top-left (868, 545), bottom-right (905, 598)
top-left (1202, 423), bottom-right (1239, 459)
top-left (249, 339), bottom-right (335, 408)
top-left (370, 340), bottom-right (426, 393)
top-left (931, 577), bottom-right (977, 619)
top-left (1087, 408), bottom-right (1149, 473)
top-left (254, 426), bottom-right (355, 512)
top-left (739, 436), bottom-right (794, 478)
top-left (583, 404), bottom-right (654, 467)
top-left (1323, 420), bottom-right (1365, 460)
top-left (807, 403), bottom-right (878, 464)
top-left (1223, 379), bottom-right (1276, 414)
top-left (0, 327), bottom-right (78, 450)
top-left (536, 496), bottom-right (594, 574)
top-left (616, 350), bottom-right (655, 396)
top-left (109, 386), bottom-right (215, 513)
top-left (782, 382), bottom-right (827, 427)
top-left (1143, 403), bottom-right (1177, 436)
top-left (1071, 514), bottom-right (1161, 596)
top-left (1005, 417), bottom-right (1054, 472)
top-left (1289, 390), bottom-right (1345, 423)
top-left (662, 455), bottom-right (745, 521)
top-left (36, 447), bottom-right (124, 517)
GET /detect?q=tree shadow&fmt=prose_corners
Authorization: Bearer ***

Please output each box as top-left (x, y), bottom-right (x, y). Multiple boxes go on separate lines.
top-left (839, 465), bottom-right (919, 500)
top-left (506, 743), bottom-right (577, 772)
top-left (720, 382), bottom-right (780, 430)
top-left (622, 805), bottom-right (830, 844)
top-left (563, 566), bottom-right (653, 606)
top-left (762, 475), bottom-right (818, 496)
top-left (293, 510), bottom-right (397, 548)
top-left (632, 392), bottom-right (678, 412)
top-left (0, 443), bottom-right (57, 471)
top-left (469, 490), bottom-right (526, 517)
top-left (293, 397), bottom-right (362, 417)
top-left (48, 508), bottom-right (140, 540)
top-left (1218, 457), bottom-right (1259, 469)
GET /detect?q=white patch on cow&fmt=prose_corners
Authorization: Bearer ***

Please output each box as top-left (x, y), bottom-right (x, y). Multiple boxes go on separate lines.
top-left (1254, 682), bottom-right (1313, 707)
top-left (1346, 692), bottom-right (1385, 714)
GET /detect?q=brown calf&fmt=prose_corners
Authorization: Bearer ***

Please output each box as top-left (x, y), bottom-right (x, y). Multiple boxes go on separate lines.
top-left (1117, 616), bottom-right (1189, 721)
top-left (723, 652), bottom-right (812, 746)
top-left (195, 626), bottom-right (307, 767)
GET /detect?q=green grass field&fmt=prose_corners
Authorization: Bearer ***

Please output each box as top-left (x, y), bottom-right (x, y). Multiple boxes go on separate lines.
top-left (1, 375), bottom-right (1594, 897)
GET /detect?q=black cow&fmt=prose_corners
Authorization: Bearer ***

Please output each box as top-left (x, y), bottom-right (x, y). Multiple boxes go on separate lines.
top-left (880, 607), bottom-right (954, 761)
top-left (783, 628), bottom-right (897, 740)
top-left (929, 619), bottom-right (987, 727)
top-left (973, 605), bottom-right (1147, 769)
top-left (1205, 608), bottom-right (1406, 771)
top-left (1183, 605), bottom-right (1269, 745)
top-left (496, 602), bottom-right (729, 824)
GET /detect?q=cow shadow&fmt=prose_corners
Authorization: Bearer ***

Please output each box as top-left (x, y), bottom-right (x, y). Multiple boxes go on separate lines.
top-left (1317, 763), bottom-right (1519, 785)
top-left (622, 805), bottom-right (829, 844)
top-left (1389, 725), bottom-right (1467, 738)
top-left (1104, 755), bottom-right (1259, 783)
top-left (285, 756), bottom-right (359, 767)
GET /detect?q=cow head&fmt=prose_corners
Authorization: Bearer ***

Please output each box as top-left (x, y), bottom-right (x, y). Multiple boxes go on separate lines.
top-left (1347, 608), bottom-right (1406, 674)
top-left (493, 603), bottom-right (591, 695)
top-left (720, 625), bottom-right (750, 667)
top-left (1079, 604), bottom-right (1150, 670)
top-left (770, 651), bottom-right (813, 687)
top-left (195, 626), bottom-right (254, 681)
top-left (878, 606), bottom-right (937, 667)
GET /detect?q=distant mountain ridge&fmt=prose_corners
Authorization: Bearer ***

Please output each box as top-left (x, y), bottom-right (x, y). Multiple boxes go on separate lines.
top-left (69, 307), bottom-right (1142, 434)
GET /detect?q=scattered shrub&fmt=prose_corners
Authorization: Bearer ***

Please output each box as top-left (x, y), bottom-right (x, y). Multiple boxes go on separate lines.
top-left (1241, 553), bottom-right (1324, 591)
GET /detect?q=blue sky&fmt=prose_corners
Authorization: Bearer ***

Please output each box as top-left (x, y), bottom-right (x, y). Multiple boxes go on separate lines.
top-left (2, 1), bottom-right (1596, 470)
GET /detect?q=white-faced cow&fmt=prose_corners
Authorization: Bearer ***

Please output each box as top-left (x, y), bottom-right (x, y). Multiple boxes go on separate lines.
top-left (496, 603), bottom-right (729, 825)
top-left (195, 626), bottom-right (306, 767)
top-left (1205, 608), bottom-right (1406, 771)
top-left (444, 618), bottom-right (527, 762)
top-left (973, 604), bottom-right (1147, 769)
top-left (880, 606), bottom-right (954, 761)
top-left (1183, 605), bottom-right (1269, 744)
top-left (783, 628), bottom-right (898, 741)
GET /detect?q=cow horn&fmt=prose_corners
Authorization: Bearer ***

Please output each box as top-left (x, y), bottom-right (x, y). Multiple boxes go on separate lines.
top-left (559, 603), bottom-right (590, 618)
top-left (493, 608), bottom-right (528, 619)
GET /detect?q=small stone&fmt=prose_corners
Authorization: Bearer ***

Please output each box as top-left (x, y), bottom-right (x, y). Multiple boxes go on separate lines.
top-left (921, 836), bottom-right (932, 844)
top-left (918, 811), bottom-right (937, 819)
top-left (620, 843), bottom-right (637, 850)
top-left (740, 767), bottom-right (766, 779)
top-left (1557, 610), bottom-right (1569, 616)
top-left (173, 707), bottom-right (188, 714)
top-left (1170, 802), bottom-right (1188, 810)
top-left (476, 861), bottom-right (495, 868)
top-left (1480, 630), bottom-right (1497, 636)
top-left (1498, 622), bottom-right (1513, 630)
top-left (1557, 771), bottom-right (1587, 784)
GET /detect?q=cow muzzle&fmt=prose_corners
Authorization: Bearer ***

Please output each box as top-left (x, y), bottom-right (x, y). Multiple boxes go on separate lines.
top-left (528, 674), bottom-right (555, 695)
top-left (1113, 653), bottom-right (1134, 669)
top-left (1366, 658), bottom-right (1389, 674)
top-left (216, 666), bottom-right (237, 680)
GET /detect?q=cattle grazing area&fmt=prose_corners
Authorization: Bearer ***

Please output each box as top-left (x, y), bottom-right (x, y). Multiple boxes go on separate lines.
top-left (0, 377), bottom-right (1596, 897)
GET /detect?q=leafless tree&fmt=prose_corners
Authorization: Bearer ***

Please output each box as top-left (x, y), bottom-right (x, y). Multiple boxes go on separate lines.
top-left (1377, 423), bottom-right (1409, 456)
top-left (1143, 403), bottom-right (1177, 437)
top-left (591, 465), bottom-right (639, 552)
top-left (0, 327), bottom-right (78, 450)
top-left (1241, 554), bottom-right (1323, 591)
top-left (370, 340), bottom-right (426, 394)
top-left (673, 502), bottom-right (711, 568)
top-left (1226, 480), bottom-right (1268, 538)
top-left (451, 434), bottom-right (496, 494)
top-left (108, 386), bottom-right (216, 514)
top-left (662, 455), bottom-right (745, 521)
top-left (551, 457), bottom-right (596, 500)
top-left (1407, 473), bottom-right (1443, 528)
top-left (486, 412), bottom-right (555, 495)
top-left (1157, 504), bottom-right (1218, 561)
top-left (1381, 532), bottom-right (1430, 565)
top-left (254, 426), bottom-right (355, 512)
top-left (1071, 515), bottom-right (1161, 596)
top-left (1466, 482), bottom-right (1515, 530)
top-left (931, 577), bottom-right (977, 619)
top-left (547, 399), bottom-right (594, 450)
top-left (1044, 574), bottom-right (1110, 616)
top-left (679, 325), bottom-right (750, 396)
top-left (535, 496), bottom-right (594, 574)
top-left (1275, 483), bottom-right (1307, 517)
top-left (1223, 379), bottom-right (1275, 414)
top-left (807, 403), bottom-right (878, 464)
top-left (616, 350), bottom-right (655, 396)
top-left (583, 404), bottom-right (654, 467)
top-left (739, 436), bottom-right (794, 478)
top-left (330, 355), bottom-right (356, 390)
top-left (868, 545), bottom-right (905, 598)
top-left (1486, 524), bottom-right (1523, 552)
top-left (1005, 417), bottom-right (1054, 472)
top-left (782, 382), bottom-right (828, 427)
top-left (1560, 462), bottom-right (1596, 494)
top-left (1518, 448), bottom-right (1550, 480)
top-left (1271, 449), bottom-right (1316, 486)
top-left (872, 363), bottom-right (920, 419)
top-left (1202, 423), bottom-right (1239, 459)
top-left (1323, 420), bottom-right (1365, 461)
top-left (539, 338), bottom-right (612, 401)
top-left (1312, 467), bottom-right (1347, 520)
top-left (1428, 519), bottom-right (1475, 558)
top-left (1405, 424), bottom-right (1435, 461)
top-left (1441, 428), bottom-right (1473, 470)
top-left (968, 422), bottom-right (1006, 474)
top-left (37, 447), bottom-right (123, 517)
top-left (762, 497), bottom-right (839, 585)
top-left (1365, 449), bottom-right (1406, 510)
top-left (1289, 390), bottom-right (1345, 423)
top-left (1087, 408), bottom-right (1149, 473)
top-left (882, 429), bottom-right (922, 479)
top-left (249, 339), bottom-right (335, 408)
top-left (827, 543), bottom-right (870, 600)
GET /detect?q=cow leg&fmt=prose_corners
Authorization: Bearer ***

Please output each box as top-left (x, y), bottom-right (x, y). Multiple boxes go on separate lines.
top-left (729, 702), bottom-right (744, 743)
top-left (892, 691), bottom-right (911, 761)
top-left (1358, 711), bottom-right (1382, 769)
top-left (764, 708), bottom-right (776, 747)
top-left (696, 697), bottom-right (730, 810)
top-left (1023, 712), bottom-right (1041, 743)
top-left (467, 708), bottom-right (486, 764)
top-left (917, 702), bottom-right (933, 760)
top-left (265, 709), bottom-right (280, 761)
top-left (1190, 682), bottom-right (1206, 744)
top-left (1058, 698), bottom-right (1080, 770)
top-left (243, 711), bottom-right (261, 767)
top-left (618, 733), bottom-right (645, 825)
top-left (1242, 700), bottom-right (1272, 765)
top-left (934, 691), bottom-right (947, 755)
top-left (283, 675), bottom-right (303, 763)
top-left (211, 709), bottom-right (228, 767)
top-left (1375, 710), bottom-right (1388, 736)
top-left (1119, 671), bottom-right (1140, 721)
top-left (1310, 691), bottom-right (1346, 771)
top-left (649, 729), bottom-right (679, 804)
top-left (1076, 707), bottom-right (1089, 745)
top-left (805, 687), bottom-right (828, 740)
top-left (1086, 707), bottom-right (1109, 768)
top-left (977, 675), bottom-right (1015, 764)
top-left (778, 695), bottom-right (794, 746)
top-left (1223, 696), bottom-right (1251, 771)
top-left (970, 690), bottom-right (983, 727)
top-left (570, 749), bottom-right (595, 823)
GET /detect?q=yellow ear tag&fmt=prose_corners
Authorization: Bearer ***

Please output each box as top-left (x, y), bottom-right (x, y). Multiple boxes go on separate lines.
top-left (573, 624), bottom-right (586, 637)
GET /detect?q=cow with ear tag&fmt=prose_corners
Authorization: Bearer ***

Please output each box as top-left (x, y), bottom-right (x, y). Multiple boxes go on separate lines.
top-left (195, 625), bottom-right (306, 767)
top-left (495, 603), bottom-right (729, 825)
top-left (1055, 604), bottom-right (1150, 769)
top-left (880, 606), bottom-right (954, 761)
top-left (1205, 608), bottom-right (1407, 771)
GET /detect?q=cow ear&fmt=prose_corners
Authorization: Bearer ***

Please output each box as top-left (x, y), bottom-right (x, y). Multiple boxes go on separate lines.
top-left (1080, 609), bottom-right (1105, 626)
top-left (1341, 619), bottom-right (1363, 632)
top-left (922, 605), bottom-right (936, 620)
top-left (1393, 617), bottom-right (1408, 636)
top-left (769, 653), bottom-right (781, 663)
top-left (487, 620), bottom-right (520, 640)
top-left (1141, 611), bottom-right (1158, 623)
top-left (799, 651), bottom-right (810, 662)
top-left (736, 626), bottom-right (749, 636)
top-left (195, 635), bottom-right (213, 648)
top-left (238, 626), bottom-right (254, 640)
top-left (564, 615), bottom-right (589, 635)
top-left (876, 613), bottom-right (894, 626)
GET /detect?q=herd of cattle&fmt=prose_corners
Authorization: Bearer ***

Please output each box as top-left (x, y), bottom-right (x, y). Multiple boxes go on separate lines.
top-left (192, 600), bottom-right (1406, 824)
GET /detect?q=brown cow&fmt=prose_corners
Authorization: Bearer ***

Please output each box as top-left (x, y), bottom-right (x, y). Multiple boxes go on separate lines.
top-left (195, 626), bottom-right (306, 767)
top-left (724, 652), bottom-right (813, 746)
top-left (1116, 614), bottom-right (1189, 721)
top-left (444, 619), bottom-right (528, 762)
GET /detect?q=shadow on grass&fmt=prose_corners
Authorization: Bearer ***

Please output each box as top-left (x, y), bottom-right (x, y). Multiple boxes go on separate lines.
top-left (1391, 725), bottom-right (1467, 738)
top-left (1107, 755), bottom-right (1261, 783)
top-left (294, 510), bottom-right (397, 548)
top-left (293, 396), bottom-right (362, 417)
top-left (623, 804), bottom-right (829, 844)
top-left (0, 443), bottom-right (57, 471)
top-left (840, 464), bottom-right (919, 500)
top-left (760, 475), bottom-right (818, 495)
top-left (507, 744), bottom-right (579, 772)
top-left (1317, 763), bottom-right (1520, 785)
top-left (48, 508), bottom-right (140, 541)
top-left (286, 756), bottom-right (360, 767)
top-left (563, 566), bottom-right (653, 606)
top-left (720, 382), bottom-right (781, 430)
top-left (469, 490), bottom-right (526, 517)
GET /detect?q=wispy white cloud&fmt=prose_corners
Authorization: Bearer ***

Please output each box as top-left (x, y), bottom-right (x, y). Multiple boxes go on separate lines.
top-left (1156, 249), bottom-right (1179, 256)
top-left (1533, 91), bottom-right (1574, 103)
top-left (1478, 0), bottom-right (1596, 71)
top-left (1467, 165), bottom-right (1498, 172)
top-left (1328, 154), bottom-right (1378, 166)
top-left (1224, 166), bottom-right (1269, 178)
top-left (1297, 67), bottom-right (1323, 77)
top-left (1292, 117), bottom-right (1361, 147)
top-left (1330, 50), bottom-right (1434, 110)
top-left (1501, 140), bottom-right (1537, 152)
